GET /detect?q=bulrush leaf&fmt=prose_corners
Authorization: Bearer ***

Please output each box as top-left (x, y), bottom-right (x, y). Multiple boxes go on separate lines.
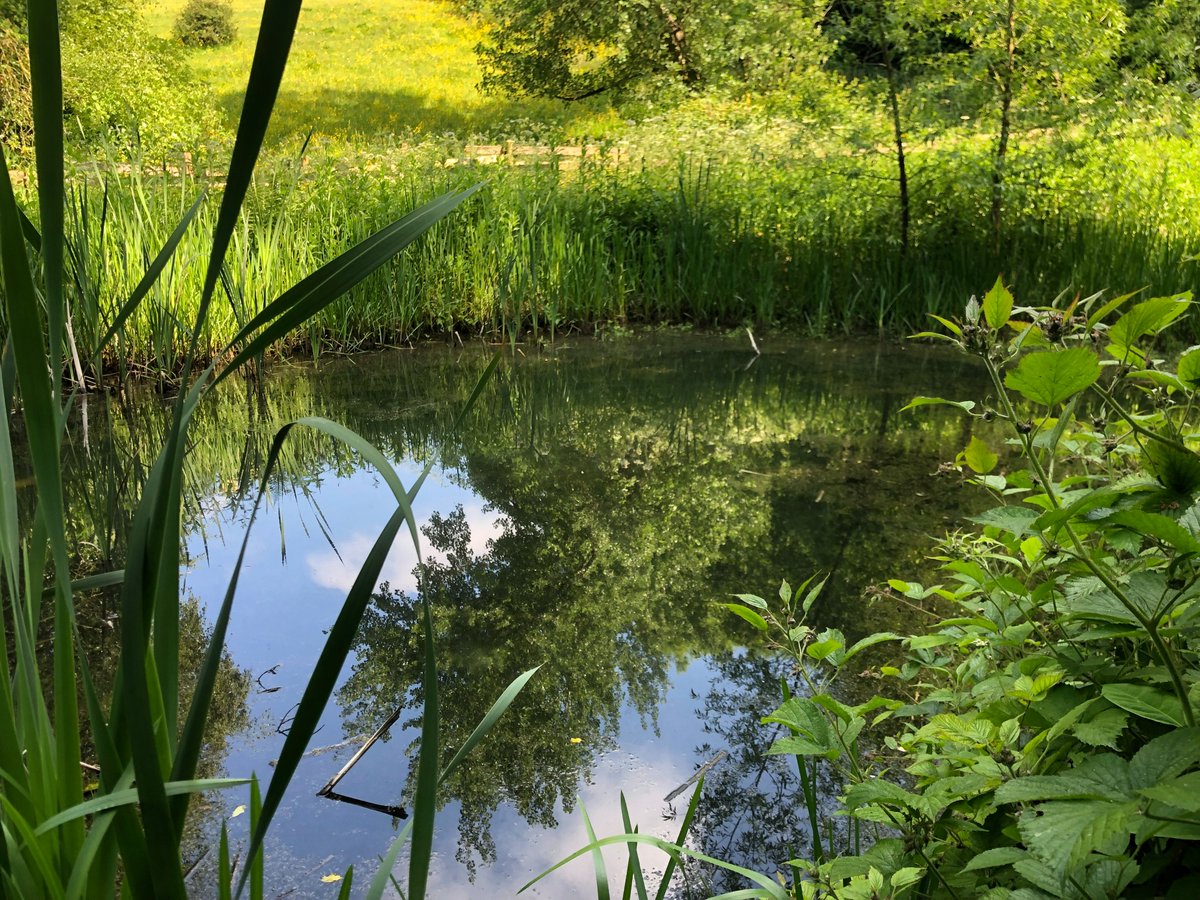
top-left (1004, 348), bottom-right (1100, 408)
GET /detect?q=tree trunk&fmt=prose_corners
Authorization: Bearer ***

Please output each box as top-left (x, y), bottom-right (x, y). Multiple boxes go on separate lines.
top-left (658, 4), bottom-right (699, 86)
top-left (883, 46), bottom-right (909, 257)
top-left (991, 0), bottom-right (1016, 255)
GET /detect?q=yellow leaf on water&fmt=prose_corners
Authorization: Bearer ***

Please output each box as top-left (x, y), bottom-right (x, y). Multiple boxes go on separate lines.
top-left (229, 805), bottom-right (246, 819)
top-left (569, 737), bottom-right (582, 744)
top-left (320, 873), bottom-right (343, 883)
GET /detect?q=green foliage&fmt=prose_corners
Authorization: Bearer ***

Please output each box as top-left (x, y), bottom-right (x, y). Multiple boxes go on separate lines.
top-left (720, 281), bottom-right (1200, 896)
top-left (172, 0), bottom-right (235, 48)
top-left (61, 0), bottom-right (219, 154)
top-left (173, 0), bottom-right (236, 48)
top-left (475, 0), bottom-right (832, 100)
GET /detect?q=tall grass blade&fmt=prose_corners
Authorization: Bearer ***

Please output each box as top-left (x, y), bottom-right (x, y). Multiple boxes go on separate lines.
top-left (249, 776), bottom-right (263, 900)
top-left (619, 793), bottom-right (648, 900)
top-left (654, 780), bottom-right (703, 900)
top-left (0, 145), bottom-right (84, 875)
top-left (366, 664), bottom-right (534, 896)
top-left (438, 666), bottom-right (539, 785)
top-left (25, 0), bottom-right (64, 398)
top-left (580, 799), bottom-right (610, 900)
top-left (191, 0), bottom-right (301, 364)
top-left (37, 779), bottom-right (249, 834)
top-left (238, 501), bottom-right (413, 897)
top-left (407, 596), bottom-right (440, 900)
top-left (212, 186), bottom-right (484, 389)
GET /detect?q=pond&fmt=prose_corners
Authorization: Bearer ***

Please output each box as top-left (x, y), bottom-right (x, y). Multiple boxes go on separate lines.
top-left (69, 333), bottom-right (987, 897)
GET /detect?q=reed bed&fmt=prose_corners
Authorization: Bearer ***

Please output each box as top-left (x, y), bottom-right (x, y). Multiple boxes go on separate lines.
top-left (30, 127), bottom-right (1200, 383)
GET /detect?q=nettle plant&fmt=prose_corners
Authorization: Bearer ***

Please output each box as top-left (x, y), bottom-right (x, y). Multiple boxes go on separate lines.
top-left (732, 281), bottom-right (1200, 899)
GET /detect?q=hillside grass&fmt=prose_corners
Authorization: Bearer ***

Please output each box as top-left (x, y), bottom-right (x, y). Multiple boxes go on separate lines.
top-left (143, 0), bottom-right (621, 142)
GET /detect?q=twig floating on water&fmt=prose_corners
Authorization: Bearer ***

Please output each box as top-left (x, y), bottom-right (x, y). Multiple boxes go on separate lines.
top-left (665, 749), bottom-right (728, 803)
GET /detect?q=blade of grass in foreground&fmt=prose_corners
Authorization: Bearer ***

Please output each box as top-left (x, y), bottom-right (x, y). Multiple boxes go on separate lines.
top-left (581, 799), bottom-right (610, 900)
top-left (619, 794), bottom-right (649, 900)
top-left (655, 780), bottom-right (704, 900)
top-left (237, 502), bottom-right (412, 898)
top-left (406, 597), bottom-right (440, 900)
top-left (520, 834), bottom-right (790, 899)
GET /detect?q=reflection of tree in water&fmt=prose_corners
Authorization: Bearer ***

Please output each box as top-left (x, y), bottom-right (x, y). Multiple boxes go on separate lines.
top-left (671, 652), bottom-right (847, 899)
top-left (339, 505), bottom-right (687, 878)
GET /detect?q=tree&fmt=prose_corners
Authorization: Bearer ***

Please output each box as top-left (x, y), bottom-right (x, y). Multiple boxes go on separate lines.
top-left (828, 0), bottom-right (953, 255)
top-left (950, 0), bottom-right (1126, 248)
top-left (475, 0), bottom-right (832, 101)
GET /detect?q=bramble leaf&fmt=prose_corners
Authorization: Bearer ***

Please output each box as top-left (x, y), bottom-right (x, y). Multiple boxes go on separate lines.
top-left (1102, 683), bottom-right (1187, 727)
top-left (964, 436), bottom-right (998, 474)
top-left (1004, 348), bottom-right (1100, 408)
top-left (983, 276), bottom-right (1013, 330)
top-left (1106, 294), bottom-right (1191, 362)
top-left (1072, 709), bottom-right (1128, 749)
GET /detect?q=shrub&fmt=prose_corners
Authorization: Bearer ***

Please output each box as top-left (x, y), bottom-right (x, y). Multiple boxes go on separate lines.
top-left (173, 0), bottom-right (236, 49)
top-left (63, 2), bottom-right (220, 154)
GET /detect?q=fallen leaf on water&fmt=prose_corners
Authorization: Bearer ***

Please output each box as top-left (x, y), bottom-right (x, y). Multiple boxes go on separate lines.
top-left (320, 873), bottom-right (343, 883)
top-left (229, 805), bottom-right (246, 819)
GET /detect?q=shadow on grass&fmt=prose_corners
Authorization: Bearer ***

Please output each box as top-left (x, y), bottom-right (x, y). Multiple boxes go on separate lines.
top-left (213, 86), bottom-right (617, 142)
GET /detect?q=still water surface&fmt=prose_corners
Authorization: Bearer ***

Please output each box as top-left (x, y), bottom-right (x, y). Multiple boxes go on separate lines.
top-left (165, 334), bottom-right (986, 896)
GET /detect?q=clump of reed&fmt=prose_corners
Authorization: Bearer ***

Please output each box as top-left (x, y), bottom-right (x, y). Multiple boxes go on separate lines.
top-left (32, 127), bottom-right (1199, 384)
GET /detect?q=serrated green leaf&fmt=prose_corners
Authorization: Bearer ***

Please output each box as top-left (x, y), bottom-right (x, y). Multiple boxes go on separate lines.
top-left (1018, 799), bottom-right (1139, 875)
top-left (732, 593), bottom-right (767, 609)
top-left (983, 276), bottom-right (1013, 330)
top-left (1103, 510), bottom-right (1200, 553)
top-left (1129, 728), bottom-right (1200, 787)
top-left (962, 847), bottom-right (1028, 871)
top-left (1004, 348), bottom-right (1100, 408)
top-left (1139, 772), bottom-right (1200, 811)
top-left (1072, 709), bottom-right (1128, 749)
top-left (1106, 294), bottom-right (1191, 362)
top-left (1142, 438), bottom-right (1200, 496)
top-left (1178, 347), bottom-right (1200, 388)
top-left (725, 604), bottom-right (768, 631)
top-left (970, 506), bottom-right (1039, 535)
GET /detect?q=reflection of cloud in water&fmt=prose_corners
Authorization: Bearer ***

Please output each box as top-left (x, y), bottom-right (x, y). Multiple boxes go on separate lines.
top-left (425, 749), bottom-right (693, 898)
top-left (305, 503), bottom-right (503, 594)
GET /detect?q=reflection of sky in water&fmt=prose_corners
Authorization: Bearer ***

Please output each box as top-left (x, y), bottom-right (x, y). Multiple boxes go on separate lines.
top-left (182, 463), bottom-right (723, 897)
top-left (169, 338), bottom-right (985, 896)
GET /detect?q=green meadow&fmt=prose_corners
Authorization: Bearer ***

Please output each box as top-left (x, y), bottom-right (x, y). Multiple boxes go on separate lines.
top-left (142, 0), bottom-right (620, 141)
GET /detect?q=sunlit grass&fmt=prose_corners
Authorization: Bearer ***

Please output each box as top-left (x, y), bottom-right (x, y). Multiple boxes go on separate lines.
top-left (143, 0), bottom-right (621, 141)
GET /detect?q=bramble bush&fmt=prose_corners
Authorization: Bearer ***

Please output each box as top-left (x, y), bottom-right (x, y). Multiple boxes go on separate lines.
top-left (728, 281), bottom-right (1200, 898)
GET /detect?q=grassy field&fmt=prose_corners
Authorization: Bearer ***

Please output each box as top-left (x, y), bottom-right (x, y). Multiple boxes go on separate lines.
top-left (143, 0), bottom-right (620, 142)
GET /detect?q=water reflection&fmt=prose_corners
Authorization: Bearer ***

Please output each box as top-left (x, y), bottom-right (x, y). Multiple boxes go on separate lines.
top-left (68, 334), bottom-right (986, 894)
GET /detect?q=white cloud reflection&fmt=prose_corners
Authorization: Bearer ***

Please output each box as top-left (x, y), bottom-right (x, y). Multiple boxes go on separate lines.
top-left (305, 502), bottom-right (504, 596)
